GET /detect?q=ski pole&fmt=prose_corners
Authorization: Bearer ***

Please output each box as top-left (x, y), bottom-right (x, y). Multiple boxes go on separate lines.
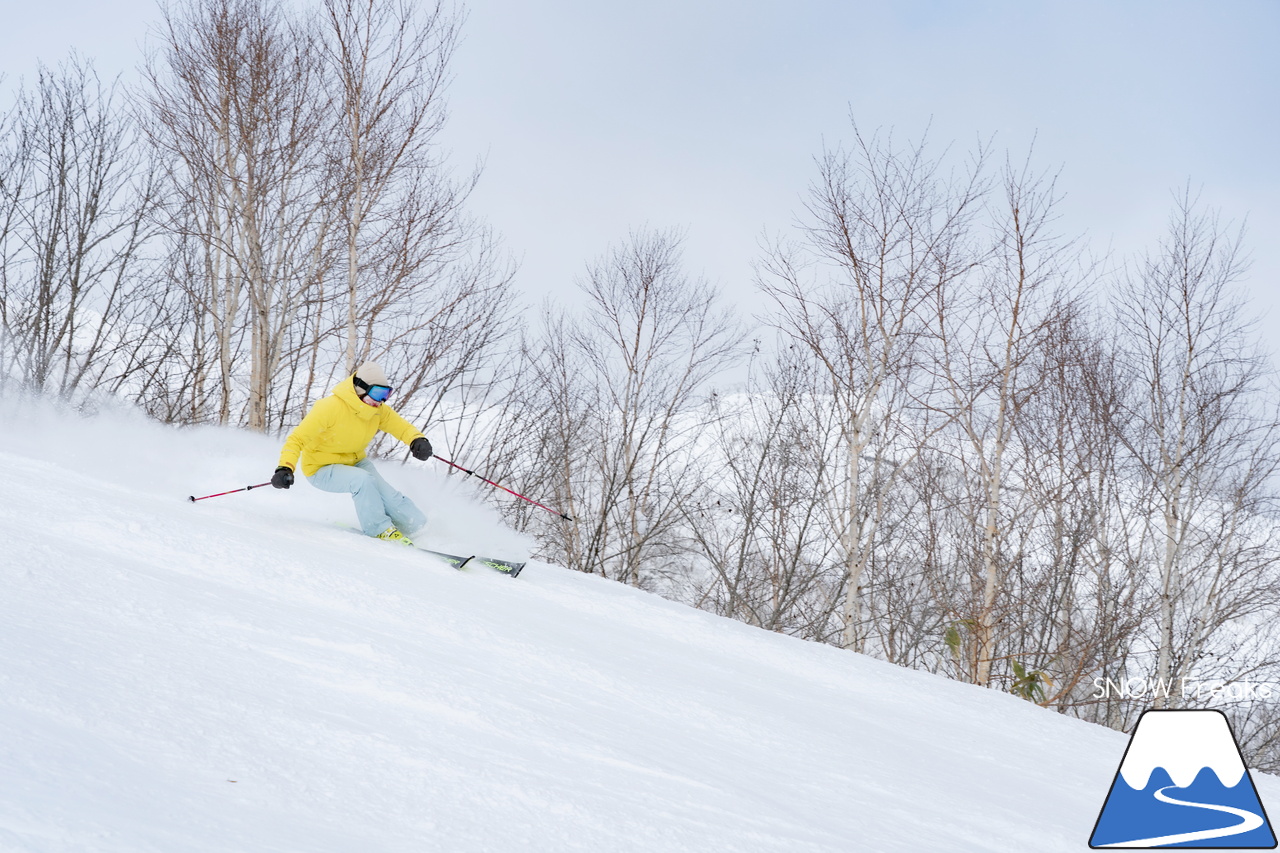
top-left (188, 482), bottom-right (273, 503)
top-left (433, 456), bottom-right (574, 521)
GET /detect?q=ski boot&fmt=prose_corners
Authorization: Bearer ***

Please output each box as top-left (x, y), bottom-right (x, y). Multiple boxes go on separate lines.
top-left (376, 526), bottom-right (414, 546)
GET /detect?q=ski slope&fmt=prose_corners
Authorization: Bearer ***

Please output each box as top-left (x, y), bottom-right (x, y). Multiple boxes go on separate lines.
top-left (2, 400), bottom-right (1275, 852)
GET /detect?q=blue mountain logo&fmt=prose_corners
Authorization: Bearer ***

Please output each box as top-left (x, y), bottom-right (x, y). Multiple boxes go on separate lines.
top-left (1091, 709), bottom-right (1276, 848)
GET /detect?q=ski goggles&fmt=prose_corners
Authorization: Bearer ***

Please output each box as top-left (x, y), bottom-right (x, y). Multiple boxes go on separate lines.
top-left (366, 384), bottom-right (393, 402)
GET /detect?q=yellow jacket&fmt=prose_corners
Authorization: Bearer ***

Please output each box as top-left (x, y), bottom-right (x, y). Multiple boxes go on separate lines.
top-left (277, 375), bottom-right (425, 477)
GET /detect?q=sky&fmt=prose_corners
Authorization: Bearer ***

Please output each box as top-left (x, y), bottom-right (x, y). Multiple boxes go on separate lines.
top-left (3, 0), bottom-right (1278, 366)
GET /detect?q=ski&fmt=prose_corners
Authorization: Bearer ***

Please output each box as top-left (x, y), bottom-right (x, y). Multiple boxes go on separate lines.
top-left (334, 523), bottom-right (524, 578)
top-left (469, 555), bottom-right (525, 578)
top-left (421, 548), bottom-right (523, 578)
top-left (419, 549), bottom-right (475, 571)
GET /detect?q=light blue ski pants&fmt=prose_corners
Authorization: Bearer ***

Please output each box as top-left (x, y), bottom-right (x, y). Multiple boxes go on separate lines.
top-left (307, 458), bottom-right (426, 538)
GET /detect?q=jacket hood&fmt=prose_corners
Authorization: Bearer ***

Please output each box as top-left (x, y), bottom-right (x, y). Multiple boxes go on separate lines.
top-left (333, 374), bottom-right (378, 417)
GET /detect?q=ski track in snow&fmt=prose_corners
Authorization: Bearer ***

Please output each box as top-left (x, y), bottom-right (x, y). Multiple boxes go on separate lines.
top-left (2, 401), bottom-right (1279, 851)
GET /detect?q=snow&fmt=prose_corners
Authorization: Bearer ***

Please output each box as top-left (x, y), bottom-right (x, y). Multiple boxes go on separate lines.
top-left (2, 398), bottom-right (1278, 852)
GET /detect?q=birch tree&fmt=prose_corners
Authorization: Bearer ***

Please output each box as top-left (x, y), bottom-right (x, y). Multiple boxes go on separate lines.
top-left (320, 0), bottom-right (462, 371)
top-left (1114, 189), bottom-right (1280, 707)
top-left (933, 157), bottom-right (1079, 688)
top-left (523, 230), bottom-right (741, 588)
top-left (758, 126), bottom-right (985, 652)
top-left (0, 57), bottom-right (161, 398)
top-left (681, 344), bottom-right (845, 638)
top-left (143, 0), bottom-right (335, 430)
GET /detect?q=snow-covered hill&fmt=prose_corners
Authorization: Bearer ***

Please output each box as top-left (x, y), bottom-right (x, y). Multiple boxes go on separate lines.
top-left (2, 399), bottom-right (1273, 852)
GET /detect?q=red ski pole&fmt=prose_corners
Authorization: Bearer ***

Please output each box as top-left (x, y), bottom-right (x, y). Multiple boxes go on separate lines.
top-left (188, 482), bottom-right (273, 502)
top-left (434, 456), bottom-right (574, 521)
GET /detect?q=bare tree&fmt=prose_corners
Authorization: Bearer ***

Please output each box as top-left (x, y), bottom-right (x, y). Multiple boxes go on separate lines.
top-left (1113, 188), bottom-right (1280, 707)
top-left (1002, 313), bottom-right (1153, 718)
top-left (320, 0), bottom-right (462, 372)
top-left (0, 56), bottom-right (161, 398)
top-left (142, 0), bottom-right (336, 430)
top-left (140, 0), bottom-right (511, 435)
top-left (363, 217), bottom-right (520, 467)
top-left (931, 156), bottom-right (1081, 688)
top-left (313, 0), bottom-right (520, 458)
top-left (519, 230), bottom-right (742, 588)
top-left (757, 124), bottom-right (986, 652)
top-left (680, 343), bottom-right (845, 638)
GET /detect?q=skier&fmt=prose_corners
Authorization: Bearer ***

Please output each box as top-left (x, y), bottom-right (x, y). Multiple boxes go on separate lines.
top-left (271, 362), bottom-right (433, 545)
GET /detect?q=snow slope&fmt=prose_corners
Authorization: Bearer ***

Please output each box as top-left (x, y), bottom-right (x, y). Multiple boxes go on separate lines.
top-left (2, 400), bottom-right (1275, 852)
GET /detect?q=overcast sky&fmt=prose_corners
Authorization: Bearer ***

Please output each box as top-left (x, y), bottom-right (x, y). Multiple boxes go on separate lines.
top-left (5, 0), bottom-right (1278, 365)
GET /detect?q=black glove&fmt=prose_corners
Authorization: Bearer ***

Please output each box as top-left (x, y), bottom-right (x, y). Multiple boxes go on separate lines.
top-left (272, 466), bottom-right (294, 489)
top-left (410, 436), bottom-right (433, 461)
